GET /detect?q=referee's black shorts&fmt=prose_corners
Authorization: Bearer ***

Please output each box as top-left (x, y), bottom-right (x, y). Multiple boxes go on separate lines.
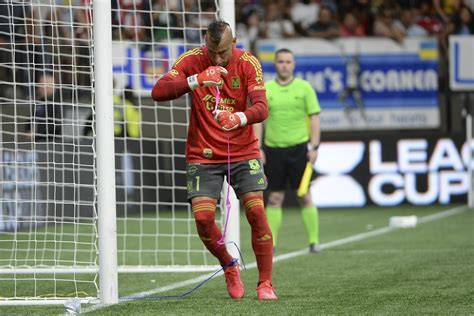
top-left (264, 142), bottom-right (308, 191)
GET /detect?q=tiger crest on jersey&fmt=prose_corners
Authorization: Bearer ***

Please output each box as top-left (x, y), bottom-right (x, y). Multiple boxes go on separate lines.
top-left (231, 76), bottom-right (240, 89)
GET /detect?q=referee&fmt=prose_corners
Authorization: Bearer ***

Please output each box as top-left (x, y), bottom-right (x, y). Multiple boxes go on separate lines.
top-left (254, 48), bottom-right (321, 253)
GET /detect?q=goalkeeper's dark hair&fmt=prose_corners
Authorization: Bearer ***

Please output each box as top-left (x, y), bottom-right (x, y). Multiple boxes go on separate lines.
top-left (207, 20), bottom-right (231, 44)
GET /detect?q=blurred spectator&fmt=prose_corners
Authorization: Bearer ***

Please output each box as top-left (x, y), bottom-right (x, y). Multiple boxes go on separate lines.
top-left (371, 0), bottom-right (401, 12)
top-left (239, 0), bottom-right (265, 22)
top-left (373, 6), bottom-right (405, 41)
top-left (353, 0), bottom-right (375, 35)
top-left (334, 0), bottom-right (374, 34)
top-left (0, 1), bottom-right (32, 98)
top-left (112, 0), bottom-right (151, 41)
top-left (307, 6), bottom-right (340, 39)
top-left (43, 8), bottom-right (78, 94)
top-left (71, 0), bottom-right (93, 97)
top-left (83, 86), bottom-right (141, 138)
top-left (25, 74), bottom-right (62, 141)
top-left (466, 0), bottom-right (474, 10)
top-left (320, 0), bottom-right (338, 14)
top-left (236, 9), bottom-right (261, 55)
top-left (338, 0), bottom-right (355, 15)
top-left (2, 1), bottom-right (82, 98)
top-left (290, 0), bottom-right (320, 35)
top-left (198, 2), bottom-right (218, 38)
top-left (115, 87), bottom-right (141, 199)
top-left (83, 86), bottom-right (141, 198)
top-left (339, 12), bottom-right (366, 37)
top-left (113, 88), bottom-right (141, 139)
top-left (259, 2), bottom-right (296, 39)
top-left (22, 4), bottom-right (57, 91)
top-left (181, 0), bottom-right (201, 43)
top-left (393, 7), bottom-right (429, 36)
top-left (74, 0), bottom-right (92, 41)
top-left (52, 1), bottom-right (79, 42)
top-left (152, 0), bottom-right (181, 42)
top-left (445, 4), bottom-right (474, 35)
top-left (416, 0), bottom-right (444, 34)
top-left (433, 0), bottom-right (463, 23)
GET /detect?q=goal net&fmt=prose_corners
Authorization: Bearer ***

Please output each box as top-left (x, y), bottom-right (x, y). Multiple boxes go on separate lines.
top-left (0, 0), bottom-right (233, 305)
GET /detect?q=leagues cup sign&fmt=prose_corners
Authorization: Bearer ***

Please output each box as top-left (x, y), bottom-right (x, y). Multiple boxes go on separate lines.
top-left (311, 136), bottom-right (471, 207)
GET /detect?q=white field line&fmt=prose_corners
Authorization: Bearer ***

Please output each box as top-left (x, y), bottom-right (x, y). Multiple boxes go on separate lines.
top-left (81, 205), bottom-right (468, 314)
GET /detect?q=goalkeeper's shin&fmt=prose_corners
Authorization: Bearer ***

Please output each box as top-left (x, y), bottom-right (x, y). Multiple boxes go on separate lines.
top-left (192, 199), bottom-right (233, 266)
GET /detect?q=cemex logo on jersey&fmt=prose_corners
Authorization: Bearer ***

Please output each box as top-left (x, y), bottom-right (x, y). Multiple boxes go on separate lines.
top-left (202, 94), bottom-right (236, 112)
top-left (310, 138), bottom-right (472, 207)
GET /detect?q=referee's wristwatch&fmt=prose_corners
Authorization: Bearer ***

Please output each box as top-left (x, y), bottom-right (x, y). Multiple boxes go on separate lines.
top-left (310, 144), bottom-right (319, 151)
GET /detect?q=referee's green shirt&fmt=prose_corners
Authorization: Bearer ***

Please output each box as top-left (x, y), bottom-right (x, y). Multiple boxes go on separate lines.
top-left (264, 78), bottom-right (321, 148)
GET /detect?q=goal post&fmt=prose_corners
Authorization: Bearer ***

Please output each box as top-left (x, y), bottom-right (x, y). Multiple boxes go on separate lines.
top-left (0, 0), bottom-right (239, 305)
top-left (448, 35), bottom-right (474, 209)
top-left (219, 0), bottom-right (240, 262)
top-left (94, 0), bottom-right (118, 305)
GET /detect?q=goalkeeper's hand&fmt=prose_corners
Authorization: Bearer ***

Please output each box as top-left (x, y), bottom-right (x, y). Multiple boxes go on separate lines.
top-left (187, 66), bottom-right (228, 90)
top-left (214, 111), bottom-right (247, 131)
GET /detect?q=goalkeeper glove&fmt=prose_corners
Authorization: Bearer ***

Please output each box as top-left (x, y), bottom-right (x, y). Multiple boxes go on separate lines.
top-left (187, 66), bottom-right (228, 90)
top-left (214, 111), bottom-right (247, 131)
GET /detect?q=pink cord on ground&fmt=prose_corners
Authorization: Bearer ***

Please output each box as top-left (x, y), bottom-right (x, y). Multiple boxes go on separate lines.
top-left (214, 86), bottom-right (232, 245)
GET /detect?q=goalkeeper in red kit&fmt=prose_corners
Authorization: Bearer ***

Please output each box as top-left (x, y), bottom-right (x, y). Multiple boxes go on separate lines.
top-left (151, 20), bottom-right (276, 300)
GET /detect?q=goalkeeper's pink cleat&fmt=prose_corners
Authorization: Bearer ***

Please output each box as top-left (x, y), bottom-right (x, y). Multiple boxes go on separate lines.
top-left (224, 264), bottom-right (245, 299)
top-left (256, 280), bottom-right (278, 300)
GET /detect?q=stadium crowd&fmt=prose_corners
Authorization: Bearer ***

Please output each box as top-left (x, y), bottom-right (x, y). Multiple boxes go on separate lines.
top-left (1, 0), bottom-right (474, 100)
top-left (235, 0), bottom-right (474, 54)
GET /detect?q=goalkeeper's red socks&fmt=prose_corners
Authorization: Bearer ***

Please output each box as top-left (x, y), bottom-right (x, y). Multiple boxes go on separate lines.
top-left (192, 199), bottom-right (233, 266)
top-left (193, 195), bottom-right (275, 299)
top-left (242, 193), bottom-right (274, 284)
top-left (193, 199), bottom-right (245, 299)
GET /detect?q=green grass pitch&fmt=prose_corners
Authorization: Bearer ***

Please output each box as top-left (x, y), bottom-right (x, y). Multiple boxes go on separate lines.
top-left (1, 204), bottom-right (473, 314)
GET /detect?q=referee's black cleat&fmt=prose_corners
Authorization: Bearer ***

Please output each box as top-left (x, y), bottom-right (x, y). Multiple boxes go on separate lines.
top-left (309, 243), bottom-right (321, 253)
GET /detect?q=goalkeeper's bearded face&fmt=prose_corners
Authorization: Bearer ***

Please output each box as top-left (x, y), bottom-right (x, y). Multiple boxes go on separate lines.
top-left (205, 27), bottom-right (236, 67)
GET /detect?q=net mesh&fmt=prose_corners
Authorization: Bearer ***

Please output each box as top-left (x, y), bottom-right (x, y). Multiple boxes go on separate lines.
top-left (0, 0), bottom-right (222, 303)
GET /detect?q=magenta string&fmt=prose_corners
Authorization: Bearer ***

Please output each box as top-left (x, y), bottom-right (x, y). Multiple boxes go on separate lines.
top-left (217, 136), bottom-right (232, 245)
top-left (214, 86), bottom-right (232, 245)
top-left (212, 86), bottom-right (220, 115)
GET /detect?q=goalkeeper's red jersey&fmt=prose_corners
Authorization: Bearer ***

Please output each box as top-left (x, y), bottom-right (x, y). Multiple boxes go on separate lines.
top-left (159, 47), bottom-right (267, 163)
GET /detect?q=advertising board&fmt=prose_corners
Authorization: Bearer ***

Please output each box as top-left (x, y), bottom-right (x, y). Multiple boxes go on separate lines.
top-left (311, 135), bottom-right (470, 207)
top-left (258, 38), bottom-right (440, 130)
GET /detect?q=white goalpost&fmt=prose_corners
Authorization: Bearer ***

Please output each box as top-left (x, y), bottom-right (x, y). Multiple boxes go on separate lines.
top-left (449, 35), bottom-right (474, 209)
top-left (95, 0), bottom-right (118, 305)
top-left (0, 0), bottom-right (238, 306)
